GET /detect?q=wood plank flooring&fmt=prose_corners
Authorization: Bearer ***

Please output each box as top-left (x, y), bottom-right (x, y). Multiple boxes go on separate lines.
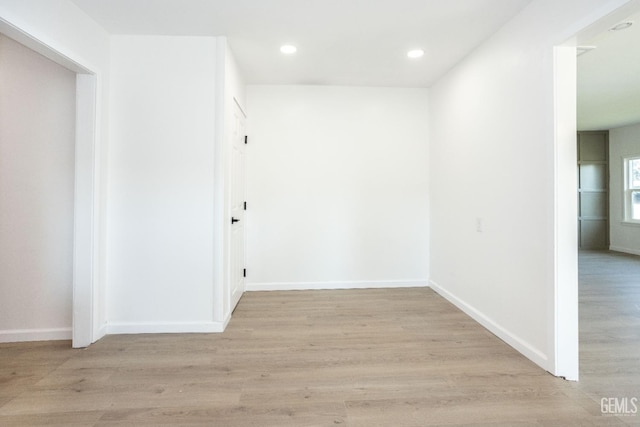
top-left (1, 251), bottom-right (639, 425)
top-left (573, 250), bottom-right (640, 425)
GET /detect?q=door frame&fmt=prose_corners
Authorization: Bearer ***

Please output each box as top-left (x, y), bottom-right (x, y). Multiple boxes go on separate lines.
top-left (229, 98), bottom-right (247, 312)
top-left (0, 18), bottom-right (101, 348)
top-left (213, 38), bottom-right (250, 329)
top-left (552, 0), bottom-right (640, 380)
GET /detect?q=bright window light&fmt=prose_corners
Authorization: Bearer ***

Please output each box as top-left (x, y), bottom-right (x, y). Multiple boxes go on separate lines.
top-left (624, 157), bottom-right (640, 222)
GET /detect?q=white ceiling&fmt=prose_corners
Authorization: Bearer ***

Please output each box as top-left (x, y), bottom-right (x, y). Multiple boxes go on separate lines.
top-left (70, 0), bottom-right (532, 87)
top-left (578, 12), bottom-right (640, 130)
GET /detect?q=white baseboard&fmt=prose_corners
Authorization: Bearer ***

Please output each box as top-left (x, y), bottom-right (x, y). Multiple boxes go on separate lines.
top-left (0, 328), bottom-right (72, 343)
top-left (106, 321), bottom-right (228, 335)
top-left (429, 280), bottom-right (549, 371)
top-left (609, 245), bottom-right (640, 257)
top-left (246, 279), bottom-right (429, 292)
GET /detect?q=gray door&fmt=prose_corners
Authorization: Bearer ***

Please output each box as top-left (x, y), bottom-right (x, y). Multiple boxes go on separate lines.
top-left (577, 131), bottom-right (609, 249)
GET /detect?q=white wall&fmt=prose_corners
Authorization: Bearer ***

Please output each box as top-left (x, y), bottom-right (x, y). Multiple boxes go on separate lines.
top-left (0, 34), bottom-right (76, 341)
top-left (610, 123), bottom-right (640, 255)
top-left (0, 0), bottom-right (110, 344)
top-left (225, 43), bottom-right (246, 113)
top-left (107, 35), bottom-right (219, 332)
top-left (245, 85), bottom-right (429, 290)
top-left (428, 0), bottom-right (632, 379)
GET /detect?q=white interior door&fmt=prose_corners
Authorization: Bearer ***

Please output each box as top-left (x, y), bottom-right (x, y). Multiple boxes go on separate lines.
top-left (230, 101), bottom-right (246, 311)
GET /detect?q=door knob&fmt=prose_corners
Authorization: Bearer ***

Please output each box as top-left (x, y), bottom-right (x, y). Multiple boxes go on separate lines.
top-left (231, 217), bottom-right (240, 224)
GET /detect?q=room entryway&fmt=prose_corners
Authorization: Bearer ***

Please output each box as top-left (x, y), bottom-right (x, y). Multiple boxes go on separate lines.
top-left (0, 20), bottom-right (100, 348)
top-left (0, 34), bottom-right (76, 342)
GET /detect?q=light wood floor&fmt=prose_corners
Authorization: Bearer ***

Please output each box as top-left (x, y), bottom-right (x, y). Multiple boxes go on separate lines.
top-left (575, 250), bottom-right (640, 425)
top-left (1, 251), bottom-right (638, 426)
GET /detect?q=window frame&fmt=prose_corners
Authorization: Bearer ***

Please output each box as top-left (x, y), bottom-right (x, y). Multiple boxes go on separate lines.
top-left (624, 156), bottom-right (640, 224)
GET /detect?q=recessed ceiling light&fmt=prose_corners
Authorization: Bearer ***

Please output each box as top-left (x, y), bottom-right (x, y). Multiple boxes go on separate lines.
top-left (407, 49), bottom-right (424, 59)
top-left (609, 21), bottom-right (633, 31)
top-left (280, 45), bottom-right (297, 54)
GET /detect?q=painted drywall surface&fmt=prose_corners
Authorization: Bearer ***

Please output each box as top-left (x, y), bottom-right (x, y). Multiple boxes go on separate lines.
top-left (0, 34), bottom-right (76, 338)
top-left (0, 0), bottom-right (111, 340)
top-left (610, 123), bottom-right (640, 255)
top-left (245, 85), bottom-right (429, 288)
top-left (0, 0), bottom-right (109, 71)
top-left (225, 43), bottom-right (246, 112)
top-left (107, 36), bottom-right (217, 328)
top-left (429, 0), bottom-right (630, 376)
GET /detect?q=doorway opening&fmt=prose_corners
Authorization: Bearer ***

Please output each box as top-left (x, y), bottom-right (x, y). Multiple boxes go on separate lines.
top-left (555, 2), bottom-right (640, 388)
top-left (569, 1), bottom-right (640, 395)
top-left (0, 20), bottom-right (100, 348)
top-left (553, 0), bottom-right (640, 381)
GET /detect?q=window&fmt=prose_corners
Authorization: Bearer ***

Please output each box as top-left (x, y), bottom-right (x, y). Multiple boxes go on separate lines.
top-left (625, 157), bottom-right (640, 222)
